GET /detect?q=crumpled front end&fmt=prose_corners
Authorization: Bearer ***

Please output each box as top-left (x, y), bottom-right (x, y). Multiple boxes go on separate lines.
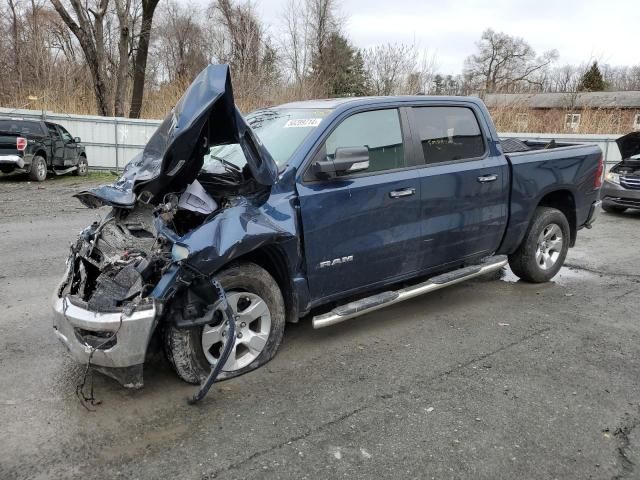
top-left (53, 205), bottom-right (173, 387)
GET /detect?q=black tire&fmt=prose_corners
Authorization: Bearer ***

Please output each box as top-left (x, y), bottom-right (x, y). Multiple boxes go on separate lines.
top-left (508, 207), bottom-right (570, 283)
top-left (74, 156), bottom-right (88, 176)
top-left (28, 155), bottom-right (47, 182)
top-left (602, 203), bottom-right (627, 214)
top-left (164, 262), bottom-right (286, 384)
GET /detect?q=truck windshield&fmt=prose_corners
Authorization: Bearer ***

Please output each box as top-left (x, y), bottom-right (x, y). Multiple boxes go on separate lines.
top-left (202, 108), bottom-right (330, 172)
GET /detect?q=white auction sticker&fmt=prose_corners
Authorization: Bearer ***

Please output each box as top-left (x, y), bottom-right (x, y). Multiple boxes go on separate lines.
top-left (284, 118), bottom-right (322, 128)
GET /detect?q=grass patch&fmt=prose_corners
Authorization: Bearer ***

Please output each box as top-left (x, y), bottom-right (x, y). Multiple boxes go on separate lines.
top-left (45, 170), bottom-right (118, 184)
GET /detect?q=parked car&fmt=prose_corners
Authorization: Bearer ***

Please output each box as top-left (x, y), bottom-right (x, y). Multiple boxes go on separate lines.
top-left (601, 132), bottom-right (640, 213)
top-left (52, 65), bottom-right (603, 393)
top-left (0, 118), bottom-right (88, 181)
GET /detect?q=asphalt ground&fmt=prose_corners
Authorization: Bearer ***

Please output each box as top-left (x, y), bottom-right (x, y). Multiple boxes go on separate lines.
top-left (1, 173), bottom-right (639, 479)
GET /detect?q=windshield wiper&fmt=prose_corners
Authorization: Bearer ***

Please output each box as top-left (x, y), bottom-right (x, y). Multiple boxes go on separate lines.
top-left (206, 154), bottom-right (242, 172)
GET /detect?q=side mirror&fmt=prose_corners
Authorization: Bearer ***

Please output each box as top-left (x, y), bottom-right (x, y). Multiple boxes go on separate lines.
top-left (314, 147), bottom-right (370, 178)
top-left (74, 137), bottom-right (81, 143)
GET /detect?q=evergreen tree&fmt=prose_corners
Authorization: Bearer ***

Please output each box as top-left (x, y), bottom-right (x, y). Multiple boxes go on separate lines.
top-left (433, 74), bottom-right (444, 94)
top-left (313, 33), bottom-right (369, 97)
top-left (579, 62), bottom-right (606, 91)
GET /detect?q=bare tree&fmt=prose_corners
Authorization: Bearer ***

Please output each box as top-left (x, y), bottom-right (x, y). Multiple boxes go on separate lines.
top-left (280, 0), bottom-right (312, 93)
top-left (8, 0), bottom-right (22, 87)
top-left (153, 1), bottom-right (209, 83)
top-left (279, 0), bottom-right (342, 97)
top-left (207, 0), bottom-right (280, 106)
top-left (49, 0), bottom-right (112, 115)
top-left (129, 0), bottom-right (159, 118)
top-left (464, 29), bottom-right (558, 94)
top-left (113, 0), bottom-right (131, 117)
top-left (362, 43), bottom-right (418, 95)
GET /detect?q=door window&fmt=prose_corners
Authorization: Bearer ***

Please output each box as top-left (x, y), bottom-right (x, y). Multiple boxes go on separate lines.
top-left (57, 125), bottom-right (73, 142)
top-left (412, 107), bottom-right (485, 164)
top-left (45, 123), bottom-right (59, 139)
top-left (325, 109), bottom-right (405, 173)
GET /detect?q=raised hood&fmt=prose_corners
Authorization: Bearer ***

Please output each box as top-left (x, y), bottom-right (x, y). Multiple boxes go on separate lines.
top-left (616, 132), bottom-right (640, 161)
top-left (75, 64), bottom-right (278, 209)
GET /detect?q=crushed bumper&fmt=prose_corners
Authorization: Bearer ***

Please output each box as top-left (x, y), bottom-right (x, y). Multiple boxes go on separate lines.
top-left (52, 293), bottom-right (157, 386)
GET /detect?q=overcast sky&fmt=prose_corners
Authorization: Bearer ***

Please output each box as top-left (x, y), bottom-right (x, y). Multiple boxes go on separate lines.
top-left (253, 0), bottom-right (639, 73)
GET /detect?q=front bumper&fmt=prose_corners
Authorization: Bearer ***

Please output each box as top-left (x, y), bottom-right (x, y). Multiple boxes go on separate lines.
top-left (0, 154), bottom-right (25, 169)
top-left (601, 180), bottom-right (640, 209)
top-left (52, 293), bottom-right (157, 372)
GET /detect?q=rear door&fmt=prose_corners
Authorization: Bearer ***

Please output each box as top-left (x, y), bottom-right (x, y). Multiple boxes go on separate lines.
top-left (297, 107), bottom-right (423, 301)
top-left (45, 123), bottom-right (64, 164)
top-left (408, 105), bottom-right (509, 270)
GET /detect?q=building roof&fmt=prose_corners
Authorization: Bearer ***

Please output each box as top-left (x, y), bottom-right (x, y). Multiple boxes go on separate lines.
top-left (484, 91), bottom-right (640, 109)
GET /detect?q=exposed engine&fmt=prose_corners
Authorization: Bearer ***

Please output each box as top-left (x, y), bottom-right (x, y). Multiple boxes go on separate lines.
top-left (64, 205), bottom-right (172, 312)
top-left (611, 163), bottom-right (640, 176)
top-left (62, 173), bottom-right (250, 312)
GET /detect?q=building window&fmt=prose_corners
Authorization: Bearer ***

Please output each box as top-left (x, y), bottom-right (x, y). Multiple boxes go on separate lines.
top-left (565, 113), bottom-right (581, 131)
top-left (516, 113), bottom-right (529, 131)
top-left (634, 114), bottom-right (640, 131)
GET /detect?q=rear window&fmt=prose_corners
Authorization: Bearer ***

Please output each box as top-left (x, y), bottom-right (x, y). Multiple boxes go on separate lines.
top-left (0, 119), bottom-right (45, 136)
top-left (412, 107), bottom-right (485, 164)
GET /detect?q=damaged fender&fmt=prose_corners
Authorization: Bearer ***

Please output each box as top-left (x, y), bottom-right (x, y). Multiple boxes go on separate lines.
top-left (152, 196), bottom-right (299, 304)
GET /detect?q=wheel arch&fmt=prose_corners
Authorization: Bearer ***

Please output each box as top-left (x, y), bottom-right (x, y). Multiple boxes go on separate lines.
top-left (232, 244), bottom-right (299, 323)
top-left (537, 189), bottom-right (577, 247)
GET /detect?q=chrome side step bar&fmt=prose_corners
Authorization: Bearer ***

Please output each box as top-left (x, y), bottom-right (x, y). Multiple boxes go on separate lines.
top-left (312, 255), bottom-right (508, 329)
top-left (53, 166), bottom-right (78, 175)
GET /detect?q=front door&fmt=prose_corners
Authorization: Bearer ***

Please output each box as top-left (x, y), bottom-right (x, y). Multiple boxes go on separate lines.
top-left (408, 105), bottom-right (510, 270)
top-left (58, 125), bottom-right (78, 166)
top-left (46, 123), bottom-right (64, 165)
top-left (297, 108), bottom-right (423, 301)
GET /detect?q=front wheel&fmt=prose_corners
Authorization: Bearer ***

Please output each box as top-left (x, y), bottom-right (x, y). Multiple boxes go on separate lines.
top-left (164, 262), bottom-right (286, 384)
top-left (74, 156), bottom-right (88, 176)
top-left (508, 207), bottom-right (570, 283)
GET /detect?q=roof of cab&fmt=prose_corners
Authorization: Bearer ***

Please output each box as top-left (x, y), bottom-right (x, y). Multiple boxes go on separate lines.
top-left (274, 95), bottom-right (484, 111)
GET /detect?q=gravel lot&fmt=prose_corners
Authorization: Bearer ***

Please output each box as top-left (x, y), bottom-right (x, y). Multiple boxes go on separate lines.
top-left (1, 174), bottom-right (639, 480)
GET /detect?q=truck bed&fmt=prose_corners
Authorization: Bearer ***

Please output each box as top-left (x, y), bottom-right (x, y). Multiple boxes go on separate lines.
top-left (500, 137), bottom-right (581, 154)
top-left (497, 141), bottom-right (602, 255)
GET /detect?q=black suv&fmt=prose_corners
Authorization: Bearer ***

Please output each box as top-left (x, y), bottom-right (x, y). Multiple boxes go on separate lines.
top-left (0, 118), bottom-right (88, 181)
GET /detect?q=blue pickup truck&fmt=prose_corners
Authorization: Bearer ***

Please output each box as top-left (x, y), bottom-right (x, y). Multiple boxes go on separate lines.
top-left (52, 65), bottom-right (603, 394)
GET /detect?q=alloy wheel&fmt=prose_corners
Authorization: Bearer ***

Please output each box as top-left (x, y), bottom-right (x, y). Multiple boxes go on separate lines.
top-left (535, 223), bottom-right (563, 270)
top-left (201, 291), bottom-right (271, 371)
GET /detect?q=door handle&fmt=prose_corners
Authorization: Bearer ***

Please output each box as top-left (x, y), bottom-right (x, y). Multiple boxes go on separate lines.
top-left (477, 174), bottom-right (498, 183)
top-left (389, 188), bottom-right (416, 199)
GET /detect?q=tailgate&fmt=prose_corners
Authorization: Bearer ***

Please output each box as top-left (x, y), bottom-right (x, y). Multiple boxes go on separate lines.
top-left (0, 133), bottom-right (20, 156)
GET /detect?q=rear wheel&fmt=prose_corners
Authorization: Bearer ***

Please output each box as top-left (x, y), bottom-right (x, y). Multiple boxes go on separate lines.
top-left (164, 263), bottom-right (286, 384)
top-left (508, 207), bottom-right (570, 283)
top-left (74, 156), bottom-right (88, 176)
top-left (602, 203), bottom-right (627, 214)
top-left (28, 155), bottom-right (47, 182)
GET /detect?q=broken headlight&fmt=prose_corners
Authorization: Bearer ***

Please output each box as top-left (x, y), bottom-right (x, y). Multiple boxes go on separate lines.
top-left (171, 243), bottom-right (191, 262)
